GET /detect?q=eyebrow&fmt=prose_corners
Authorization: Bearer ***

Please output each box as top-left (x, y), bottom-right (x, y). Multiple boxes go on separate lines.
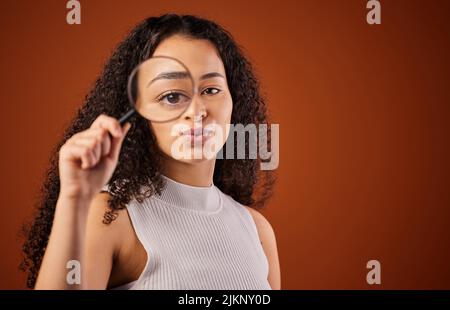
top-left (199, 72), bottom-right (225, 80)
top-left (147, 71), bottom-right (225, 87)
top-left (148, 71), bottom-right (190, 86)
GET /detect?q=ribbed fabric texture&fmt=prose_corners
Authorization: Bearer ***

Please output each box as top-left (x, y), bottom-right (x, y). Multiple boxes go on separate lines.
top-left (107, 174), bottom-right (271, 290)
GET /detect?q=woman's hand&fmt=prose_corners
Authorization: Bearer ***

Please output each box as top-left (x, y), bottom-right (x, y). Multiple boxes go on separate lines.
top-left (58, 114), bottom-right (131, 201)
top-left (35, 114), bottom-right (130, 289)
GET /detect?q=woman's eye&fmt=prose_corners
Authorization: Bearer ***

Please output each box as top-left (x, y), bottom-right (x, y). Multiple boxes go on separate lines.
top-left (201, 88), bottom-right (221, 95)
top-left (158, 92), bottom-right (187, 105)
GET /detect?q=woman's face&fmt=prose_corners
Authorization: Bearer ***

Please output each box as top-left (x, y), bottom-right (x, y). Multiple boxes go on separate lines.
top-left (148, 34), bottom-right (233, 163)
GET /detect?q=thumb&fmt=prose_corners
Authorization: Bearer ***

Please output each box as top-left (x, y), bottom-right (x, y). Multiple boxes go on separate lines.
top-left (108, 122), bottom-right (131, 161)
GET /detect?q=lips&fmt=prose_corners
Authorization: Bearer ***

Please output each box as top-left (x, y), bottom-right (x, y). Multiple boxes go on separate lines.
top-left (179, 127), bottom-right (215, 137)
top-left (178, 126), bottom-right (215, 144)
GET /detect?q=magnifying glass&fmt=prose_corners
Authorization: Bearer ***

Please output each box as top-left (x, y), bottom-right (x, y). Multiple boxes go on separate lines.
top-left (118, 55), bottom-right (195, 125)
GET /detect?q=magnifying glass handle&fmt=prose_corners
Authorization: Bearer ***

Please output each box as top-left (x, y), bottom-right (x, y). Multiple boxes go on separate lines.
top-left (118, 108), bottom-right (136, 126)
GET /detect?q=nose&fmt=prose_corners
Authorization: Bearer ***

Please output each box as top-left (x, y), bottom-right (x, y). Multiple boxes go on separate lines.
top-left (182, 93), bottom-right (207, 122)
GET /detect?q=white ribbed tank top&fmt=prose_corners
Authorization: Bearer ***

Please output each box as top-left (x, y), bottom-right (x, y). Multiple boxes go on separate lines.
top-left (106, 174), bottom-right (271, 290)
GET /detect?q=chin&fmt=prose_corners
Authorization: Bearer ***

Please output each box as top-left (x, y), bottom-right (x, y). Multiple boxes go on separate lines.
top-left (175, 149), bottom-right (218, 163)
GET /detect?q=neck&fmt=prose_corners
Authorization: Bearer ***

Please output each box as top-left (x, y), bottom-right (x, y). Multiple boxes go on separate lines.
top-left (161, 156), bottom-right (216, 187)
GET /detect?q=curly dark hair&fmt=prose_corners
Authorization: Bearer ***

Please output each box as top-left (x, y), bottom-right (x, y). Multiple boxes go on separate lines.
top-left (20, 13), bottom-right (275, 289)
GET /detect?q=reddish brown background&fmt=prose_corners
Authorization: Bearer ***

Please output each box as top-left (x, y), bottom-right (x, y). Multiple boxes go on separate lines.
top-left (0, 0), bottom-right (449, 289)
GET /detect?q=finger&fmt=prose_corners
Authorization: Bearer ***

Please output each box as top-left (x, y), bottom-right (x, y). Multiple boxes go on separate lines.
top-left (73, 128), bottom-right (111, 158)
top-left (62, 144), bottom-right (97, 169)
top-left (108, 122), bottom-right (131, 161)
top-left (99, 131), bottom-right (111, 157)
top-left (69, 128), bottom-right (111, 160)
top-left (73, 127), bottom-right (105, 139)
top-left (72, 137), bottom-right (102, 164)
top-left (91, 114), bottom-right (122, 138)
top-left (66, 128), bottom-right (102, 145)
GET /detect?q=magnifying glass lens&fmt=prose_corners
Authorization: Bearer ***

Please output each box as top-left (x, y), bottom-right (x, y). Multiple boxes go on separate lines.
top-left (128, 56), bottom-right (195, 123)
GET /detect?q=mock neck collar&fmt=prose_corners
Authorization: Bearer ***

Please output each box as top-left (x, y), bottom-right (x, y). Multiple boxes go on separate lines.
top-left (156, 174), bottom-right (221, 213)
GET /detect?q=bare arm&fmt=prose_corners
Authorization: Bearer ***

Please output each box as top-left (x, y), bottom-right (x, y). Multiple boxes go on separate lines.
top-left (246, 207), bottom-right (281, 290)
top-left (34, 115), bottom-right (130, 289)
top-left (34, 195), bottom-right (91, 289)
top-left (82, 193), bottom-right (125, 289)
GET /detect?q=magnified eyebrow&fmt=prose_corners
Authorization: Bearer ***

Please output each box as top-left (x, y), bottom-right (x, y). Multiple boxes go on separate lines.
top-left (148, 71), bottom-right (190, 86)
top-left (200, 72), bottom-right (225, 80)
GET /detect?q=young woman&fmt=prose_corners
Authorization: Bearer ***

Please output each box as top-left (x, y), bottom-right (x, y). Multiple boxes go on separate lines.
top-left (21, 14), bottom-right (280, 290)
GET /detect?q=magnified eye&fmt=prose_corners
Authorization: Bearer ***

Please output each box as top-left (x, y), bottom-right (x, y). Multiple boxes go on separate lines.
top-left (202, 88), bottom-right (221, 95)
top-left (157, 92), bottom-right (190, 106)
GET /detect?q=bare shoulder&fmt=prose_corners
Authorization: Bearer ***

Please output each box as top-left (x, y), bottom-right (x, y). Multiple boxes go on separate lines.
top-left (83, 192), bottom-right (137, 288)
top-left (244, 206), bottom-right (281, 289)
top-left (244, 206), bottom-right (274, 235)
top-left (243, 207), bottom-right (277, 252)
top-left (85, 192), bottom-right (135, 261)
top-left (87, 192), bottom-right (130, 237)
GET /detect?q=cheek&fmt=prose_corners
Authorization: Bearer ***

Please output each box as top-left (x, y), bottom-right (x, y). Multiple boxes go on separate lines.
top-left (214, 95), bottom-right (233, 123)
top-left (225, 99), bottom-right (233, 122)
top-left (213, 97), bottom-right (233, 143)
top-left (149, 121), bottom-right (176, 152)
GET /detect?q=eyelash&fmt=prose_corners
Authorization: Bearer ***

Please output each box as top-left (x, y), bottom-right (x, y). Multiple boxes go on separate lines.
top-left (157, 91), bottom-right (188, 105)
top-left (157, 87), bottom-right (221, 103)
top-left (201, 87), bottom-right (221, 95)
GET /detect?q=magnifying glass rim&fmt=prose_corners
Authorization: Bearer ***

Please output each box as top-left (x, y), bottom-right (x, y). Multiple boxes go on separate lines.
top-left (126, 55), bottom-right (196, 123)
